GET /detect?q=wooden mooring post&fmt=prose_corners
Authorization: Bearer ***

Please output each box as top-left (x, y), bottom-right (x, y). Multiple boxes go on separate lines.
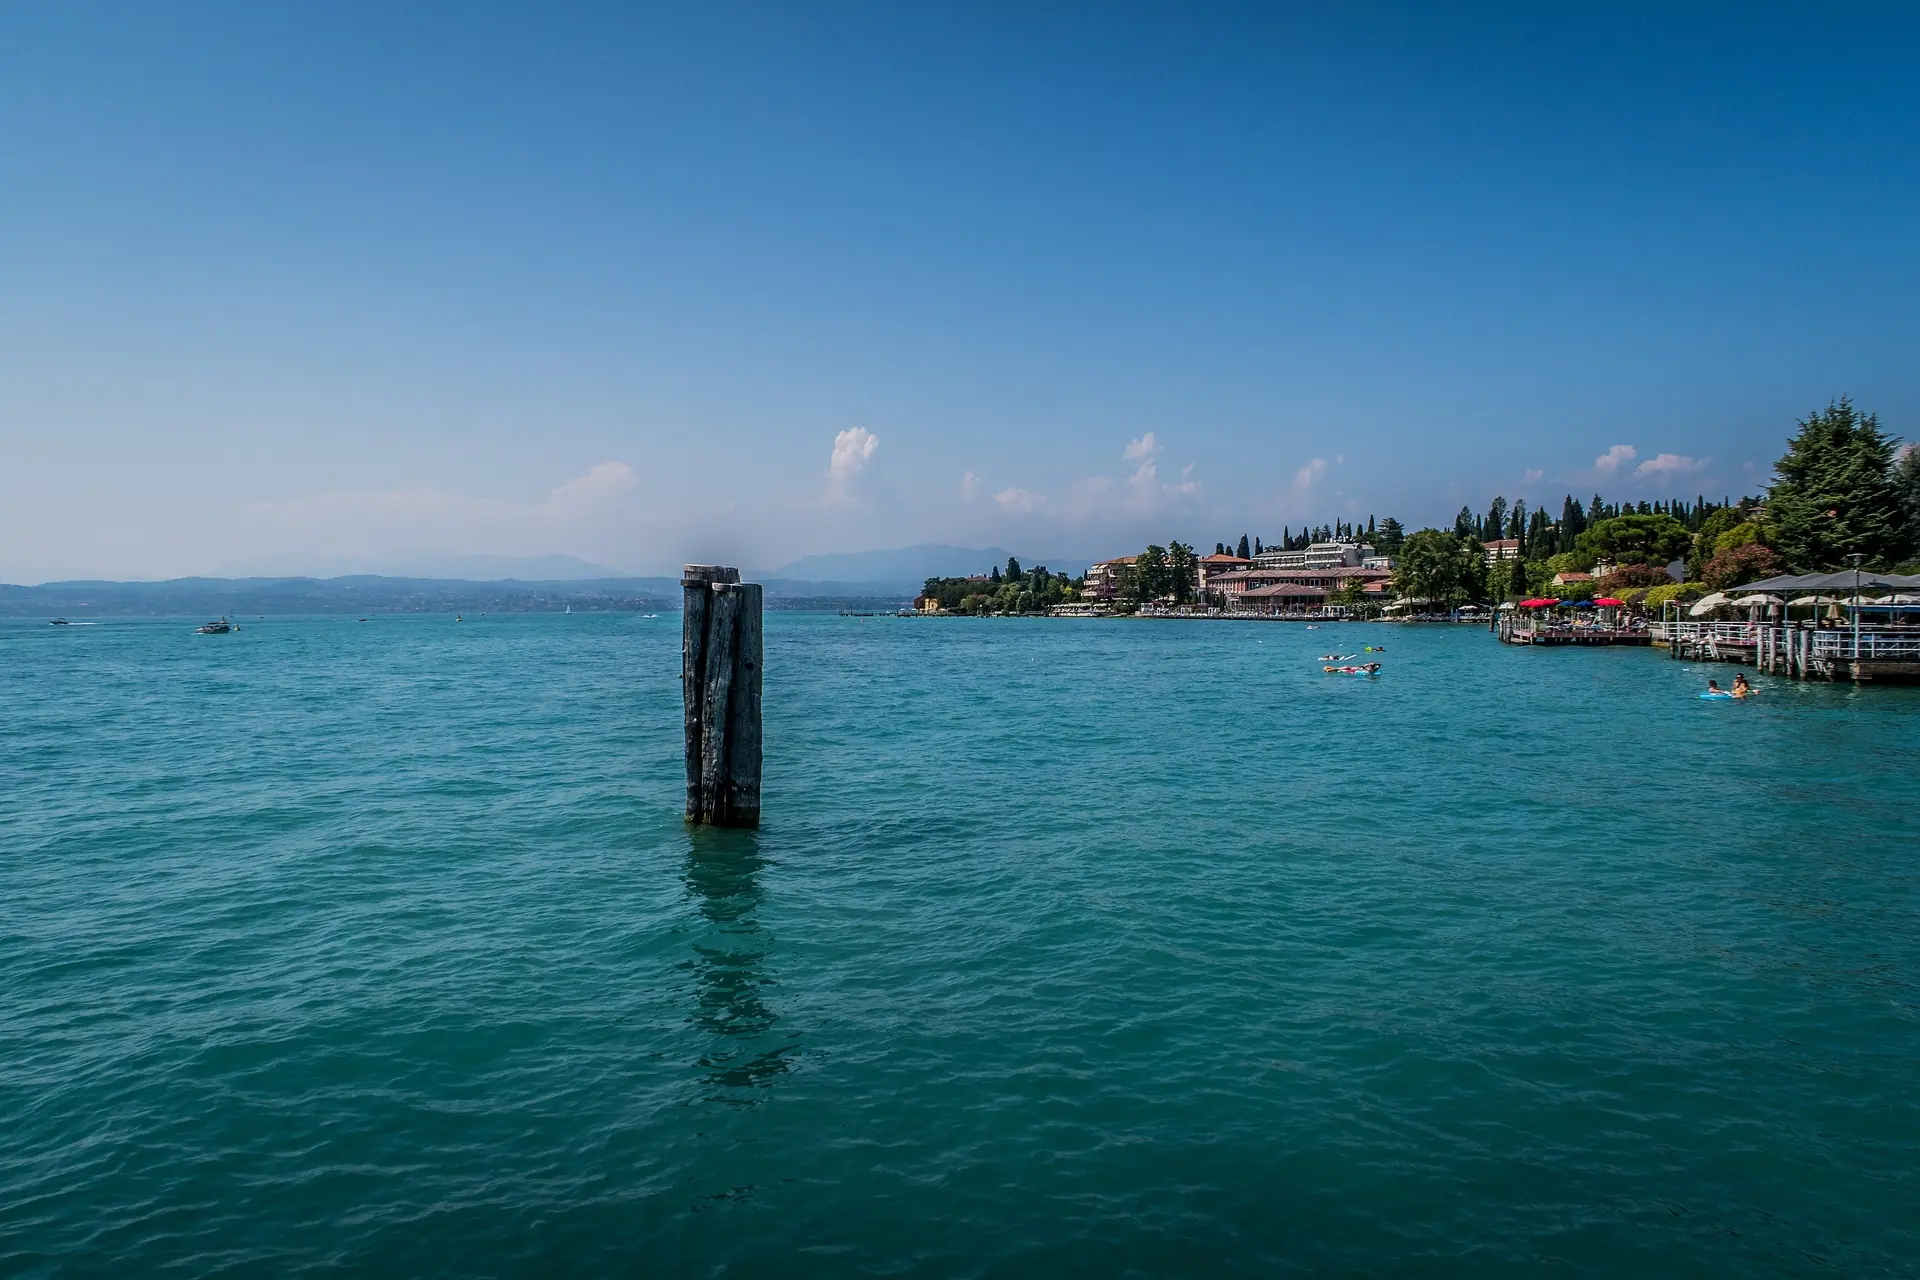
top-left (682, 565), bottom-right (763, 827)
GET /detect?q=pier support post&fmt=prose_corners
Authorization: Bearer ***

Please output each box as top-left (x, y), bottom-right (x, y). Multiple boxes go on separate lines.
top-left (682, 565), bottom-right (763, 827)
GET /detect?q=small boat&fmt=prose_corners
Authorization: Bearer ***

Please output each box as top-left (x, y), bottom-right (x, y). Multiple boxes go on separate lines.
top-left (454, 614), bottom-right (463, 622)
top-left (49, 618), bottom-right (70, 626)
top-left (195, 618), bottom-right (232, 634)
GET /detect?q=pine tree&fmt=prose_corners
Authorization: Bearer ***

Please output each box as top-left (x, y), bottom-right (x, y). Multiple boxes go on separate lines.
top-left (1254, 536), bottom-right (1263, 554)
top-left (1894, 445), bottom-right (1920, 560)
top-left (1236, 534), bottom-right (1251, 559)
top-left (1767, 398), bottom-right (1905, 570)
top-left (1375, 517), bottom-right (1405, 556)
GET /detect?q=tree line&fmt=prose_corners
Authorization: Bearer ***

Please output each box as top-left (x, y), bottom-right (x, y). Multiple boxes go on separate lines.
top-left (918, 398), bottom-right (1920, 616)
top-left (919, 557), bottom-right (1078, 615)
top-left (1396, 398), bottom-right (1920, 608)
top-left (1208, 516), bottom-right (1409, 560)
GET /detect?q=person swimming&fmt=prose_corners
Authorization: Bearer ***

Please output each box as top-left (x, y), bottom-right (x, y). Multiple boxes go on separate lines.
top-left (1732, 672), bottom-right (1752, 697)
top-left (1707, 679), bottom-right (1723, 694)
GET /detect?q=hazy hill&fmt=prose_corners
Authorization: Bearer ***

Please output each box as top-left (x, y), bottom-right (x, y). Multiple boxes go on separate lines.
top-left (209, 553), bottom-right (625, 580)
top-left (0, 574), bottom-right (917, 616)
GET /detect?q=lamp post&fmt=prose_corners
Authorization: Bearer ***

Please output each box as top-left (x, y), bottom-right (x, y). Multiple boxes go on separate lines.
top-left (1850, 552), bottom-right (1863, 664)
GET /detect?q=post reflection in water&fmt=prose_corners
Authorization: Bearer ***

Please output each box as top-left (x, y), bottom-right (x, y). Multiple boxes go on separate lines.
top-left (681, 827), bottom-right (795, 1103)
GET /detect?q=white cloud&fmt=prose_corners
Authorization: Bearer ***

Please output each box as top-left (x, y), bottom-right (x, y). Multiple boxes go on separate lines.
top-left (1523, 468), bottom-right (1544, 484)
top-left (1291, 457), bottom-right (1329, 496)
top-left (994, 487), bottom-right (1047, 513)
top-left (1594, 444), bottom-right (1637, 474)
top-left (1122, 432), bottom-right (1160, 461)
top-left (1164, 462), bottom-right (1200, 497)
top-left (960, 470), bottom-right (983, 501)
top-left (546, 461), bottom-right (636, 514)
top-left (825, 427), bottom-right (879, 503)
top-left (1635, 453), bottom-right (1705, 477)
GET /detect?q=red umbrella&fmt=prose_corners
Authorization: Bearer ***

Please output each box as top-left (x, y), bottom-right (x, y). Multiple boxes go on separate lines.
top-left (1519, 598), bottom-right (1559, 608)
top-left (1592, 596), bottom-right (1625, 606)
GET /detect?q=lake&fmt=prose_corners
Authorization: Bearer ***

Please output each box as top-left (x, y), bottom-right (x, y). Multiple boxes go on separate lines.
top-left (3, 613), bottom-right (1917, 1275)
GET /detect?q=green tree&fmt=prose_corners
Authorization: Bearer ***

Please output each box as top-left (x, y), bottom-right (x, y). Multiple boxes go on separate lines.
top-left (1486, 497), bottom-right (1508, 543)
top-left (1392, 530), bottom-right (1486, 607)
top-left (1006, 556), bottom-right (1022, 581)
top-left (1688, 507), bottom-right (1739, 578)
top-left (1134, 545), bottom-right (1170, 601)
top-left (1167, 542), bottom-right (1197, 605)
top-left (1235, 534), bottom-right (1251, 560)
top-left (1574, 513), bottom-right (1691, 568)
top-left (1374, 517), bottom-right (1406, 556)
top-left (1700, 543), bottom-right (1780, 590)
top-left (1892, 444), bottom-right (1920, 560)
top-left (1491, 557), bottom-right (1539, 600)
top-left (1767, 397), bottom-right (1906, 570)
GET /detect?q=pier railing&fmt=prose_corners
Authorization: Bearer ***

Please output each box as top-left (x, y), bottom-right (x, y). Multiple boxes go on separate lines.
top-left (1663, 617), bottom-right (1920, 678)
top-left (1652, 621), bottom-right (1761, 644)
top-left (1811, 631), bottom-right (1920, 660)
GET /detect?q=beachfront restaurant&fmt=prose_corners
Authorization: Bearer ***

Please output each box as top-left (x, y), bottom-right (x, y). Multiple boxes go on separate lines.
top-left (1236, 582), bottom-right (1326, 614)
top-left (1668, 571), bottom-right (1920, 680)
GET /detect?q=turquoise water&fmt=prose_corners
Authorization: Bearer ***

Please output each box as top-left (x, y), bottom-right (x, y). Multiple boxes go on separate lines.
top-left (4, 613), bottom-right (1918, 1276)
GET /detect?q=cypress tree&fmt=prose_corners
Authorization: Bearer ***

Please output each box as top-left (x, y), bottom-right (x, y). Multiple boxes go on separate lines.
top-left (1767, 397), bottom-right (1905, 570)
top-left (1236, 534), bottom-right (1251, 559)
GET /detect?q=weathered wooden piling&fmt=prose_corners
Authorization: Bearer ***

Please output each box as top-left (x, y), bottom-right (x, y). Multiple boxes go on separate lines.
top-left (682, 565), bottom-right (763, 827)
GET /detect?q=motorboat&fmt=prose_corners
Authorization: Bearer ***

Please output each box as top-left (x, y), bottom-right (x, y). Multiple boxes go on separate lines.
top-left (195, 618), bottom-right (232, 634)
top-left (49, 618), bottom-right (70, 625)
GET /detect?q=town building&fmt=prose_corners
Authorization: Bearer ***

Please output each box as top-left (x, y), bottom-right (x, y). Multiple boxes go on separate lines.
top-left (1196, 552), bottom-right (1252, 591)
top-left (1236, 582), bottom-right (1326, 612)
top-left (1551, 571), bottom-right (1593, 588)
top-left (1083, 556), bottom-right (1136, 601)
top-left (1484, 538), bottom-right (1521, 564)
top-left (1206, 565), bottom-right (1392, 610)
top-left (1305, 541), bottom-right (1374, 569)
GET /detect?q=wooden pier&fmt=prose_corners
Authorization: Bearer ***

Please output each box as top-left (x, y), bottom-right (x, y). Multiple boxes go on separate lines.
top-left (1656, 621), bottom-right (1920, 683)
top-left (1496, 618), bottom-right (1652, 646)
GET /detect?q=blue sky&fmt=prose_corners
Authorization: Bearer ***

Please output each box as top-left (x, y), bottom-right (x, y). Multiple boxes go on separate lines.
top-left (3, 3), bottom-right (1916, 580)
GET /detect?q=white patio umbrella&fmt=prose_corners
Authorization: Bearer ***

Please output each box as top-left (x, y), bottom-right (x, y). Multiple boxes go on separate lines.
top-left (1688, 592), bottom-right (1729, 617)
top-left (1728, 593), bottom-right (1782, 608)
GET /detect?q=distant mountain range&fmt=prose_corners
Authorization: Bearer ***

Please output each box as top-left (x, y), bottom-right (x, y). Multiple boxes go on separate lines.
top-left (0, 573), bottom-right (912, 617)
top-left (0, 545), bottom-right (1094, 616)
top-left (769, 544), bottom-right (1088, 588)
top-left (209, 553), bottom-right (625, 581)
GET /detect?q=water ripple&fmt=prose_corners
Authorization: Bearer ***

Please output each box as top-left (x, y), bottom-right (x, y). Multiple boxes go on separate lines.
top-left (2, 614), bottom-right (1917, 1275)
